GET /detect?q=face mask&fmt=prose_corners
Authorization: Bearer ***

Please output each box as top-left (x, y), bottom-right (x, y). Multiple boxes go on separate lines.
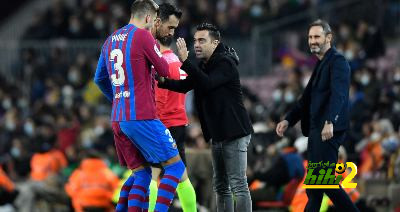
top-left (82, 138), bottom-right (93, 148)
top-left (360, 74), bottom-right (370, 86)
top-left (69, 22), bottom-right (80, 33)
top-left (11, 147), bottom-right (20, 157)
top-left (272, 89), bottom-right (282, 102)
top-left (2, 98), bottom-right (11, 109)
top-left (370, 132), bottom-right (381, 141)
top-left (94, 125), bottom-right (105, 136)
top-left (24, 122), bottom-right (34, 136)
top-left (250, 5), bottom-right (262, 17)
top-left (344, 50), bottom-right (354, 60)
top-left (5, 120), bottom-right (16, 131)
top-left (394, 73), bottom-right (400, 82)
top-left (284, 91), bottom-right (295, 103)
top-left (62, 85), bottom-right (74, 97)
top-left (68, 69), bottom-right (79, 83)
top-left (18, 98), bottom-right (28, 108)
top-left (94, 16), bottom-right (105, 30)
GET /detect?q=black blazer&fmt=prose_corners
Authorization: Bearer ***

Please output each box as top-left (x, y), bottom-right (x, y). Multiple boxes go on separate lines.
top-left (285, 47), bottom-right (351, 136)
top-left (158, 43), bottom-right (254, 142)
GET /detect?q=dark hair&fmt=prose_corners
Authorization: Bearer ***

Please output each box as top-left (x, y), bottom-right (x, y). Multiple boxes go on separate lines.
top-left (130, 0), bottom-right (159, 18)
top-left (196, 22), bottom-right (221, 41)
top-left (158, 3), bottom-right (182, 22)
top-left (309, 19), bottom-right (332, 35)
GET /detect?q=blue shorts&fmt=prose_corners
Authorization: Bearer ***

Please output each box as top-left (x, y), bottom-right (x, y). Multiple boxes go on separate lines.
top-left (118, 119), bottom-right (179, 163)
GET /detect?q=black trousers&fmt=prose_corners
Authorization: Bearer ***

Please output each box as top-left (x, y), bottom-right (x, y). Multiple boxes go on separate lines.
top-left (169, 125), bottom-right (187, 165)
top-left (305, 128), bottom-right (359, 212)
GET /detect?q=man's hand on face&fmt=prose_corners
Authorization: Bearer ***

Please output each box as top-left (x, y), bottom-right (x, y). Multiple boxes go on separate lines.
top-left (176, 37), bottom-right (189, 62)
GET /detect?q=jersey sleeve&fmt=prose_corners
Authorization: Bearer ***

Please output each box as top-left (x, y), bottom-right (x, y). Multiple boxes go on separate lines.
top-left (94, 51), bottom-right (113, 102)
top-left (141, 30), bottom-right (170, 77)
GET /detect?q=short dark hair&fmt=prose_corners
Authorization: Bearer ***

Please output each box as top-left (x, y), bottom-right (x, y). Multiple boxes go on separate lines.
top-left (196, 23), bottom-right (221, 41)
top-left (158, 3), bottom-right (182, 22)
top-left (309, 19), bottom-right (332, 35)
top-left (130, 0), bottom-right (159, 18)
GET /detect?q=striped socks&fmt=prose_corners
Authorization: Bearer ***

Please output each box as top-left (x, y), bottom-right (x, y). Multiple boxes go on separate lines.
top-left (155, 160), bottom-right (185, 212)
top-left (128, 168), bottom-right (152, 212)
top-left (116, 174), bottom-right (135, 212)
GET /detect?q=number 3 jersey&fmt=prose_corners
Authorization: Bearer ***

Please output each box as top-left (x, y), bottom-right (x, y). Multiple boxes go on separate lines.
top-left (94, 24), bottom-right (169, 121)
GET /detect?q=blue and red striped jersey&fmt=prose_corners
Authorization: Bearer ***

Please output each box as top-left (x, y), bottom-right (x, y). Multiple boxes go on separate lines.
top-left (94, 24), bottom-right (170, 121)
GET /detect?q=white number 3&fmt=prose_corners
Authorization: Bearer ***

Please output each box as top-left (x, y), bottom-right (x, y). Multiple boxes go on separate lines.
top-left (110, 49), bottom-right (125, 86)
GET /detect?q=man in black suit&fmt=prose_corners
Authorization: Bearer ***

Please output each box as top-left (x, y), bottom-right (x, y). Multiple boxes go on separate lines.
top-left (276, 19), bottom-right (359, 211)
top-left (158, 23), bottom-right (253, 212)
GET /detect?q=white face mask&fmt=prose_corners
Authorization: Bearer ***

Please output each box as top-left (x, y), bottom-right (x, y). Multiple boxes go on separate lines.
top-left (284, 91), bottom-right (295, 103)
top-left (370, 132), bottom-right (381, 141)
top-left (62, 85), bottom-right (74, 97)
top-left (344, 50), bottom-right (354, 60)
top-left (24, 121), bottom-right (34, 136)
top-left (2, 98), bottom-right (11, 110)
top-left (250, 4), bottom-right (262, 17)
top-left (68, 69), bottom-right (79, 84)
top-left (94, 125), bottom-right (105, 136)
top-left (11, 147), bottom-right (20, 157)
top-left (394, 72), bottom-right (400, 82)
top-left (272, 89), bottom-right (282, 102)
top-left (5, 119), bottom-right (16, 131)
top-left (94, 16), bottom-right (105, 30)
top-left (360, 74), bottom-right (370, 86)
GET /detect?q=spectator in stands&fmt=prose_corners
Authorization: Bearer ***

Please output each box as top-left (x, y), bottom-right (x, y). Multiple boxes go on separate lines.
top-left (250, 132), bottom-right (304, 208)
top-left (0, 166), bottom-right (18, 206)
top-left (65, 150), bottom-right (119, 212)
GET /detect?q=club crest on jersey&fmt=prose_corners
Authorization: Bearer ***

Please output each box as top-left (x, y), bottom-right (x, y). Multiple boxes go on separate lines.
top-left (115, 91), bottom-right (130, 99)
top-left (154, 44), bottom-right (162, 58)
top-left (112, 33), bottom-right (128, 42)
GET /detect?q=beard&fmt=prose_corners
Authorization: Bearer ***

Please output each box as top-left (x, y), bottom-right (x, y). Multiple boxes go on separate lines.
top-left (310, 43), bottom-right (323, 54)
top-left (155, 29), bottom-right (173, 46)
top-left (309, 40), bottom-right (328, 55)
top-left (158, 36), bottom-right (173, 47)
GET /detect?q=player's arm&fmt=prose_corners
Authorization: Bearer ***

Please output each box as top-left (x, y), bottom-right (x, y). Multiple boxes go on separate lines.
top-left (142, 31), bottom-right (170, 77)
top-left (94, 52), bottom-right (113, 102)
top-left (181, 59), bottom-right (235, 92)
top-left (158, 75), bottom-right (194, 93)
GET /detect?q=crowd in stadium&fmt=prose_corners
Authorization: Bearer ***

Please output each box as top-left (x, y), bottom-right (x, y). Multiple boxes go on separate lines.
top-left (0, 0), bottom-right (399, 211)
top-left (21, 0), bottom-right (313, 40)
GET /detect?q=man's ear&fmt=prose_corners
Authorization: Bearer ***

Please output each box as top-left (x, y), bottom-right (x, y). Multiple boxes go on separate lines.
top-left (213, 40), bottom-right (220, 46)
top-left (145, 14), bottom-right (151, 24)
top-left (154, 18), bottom-right (161, 28)
top-left (326, 33), bottom-right (333, 43)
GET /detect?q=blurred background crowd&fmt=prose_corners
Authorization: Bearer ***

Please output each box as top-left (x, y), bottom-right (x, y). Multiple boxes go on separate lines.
top-left (0, 0), bottom-right (399, 211)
